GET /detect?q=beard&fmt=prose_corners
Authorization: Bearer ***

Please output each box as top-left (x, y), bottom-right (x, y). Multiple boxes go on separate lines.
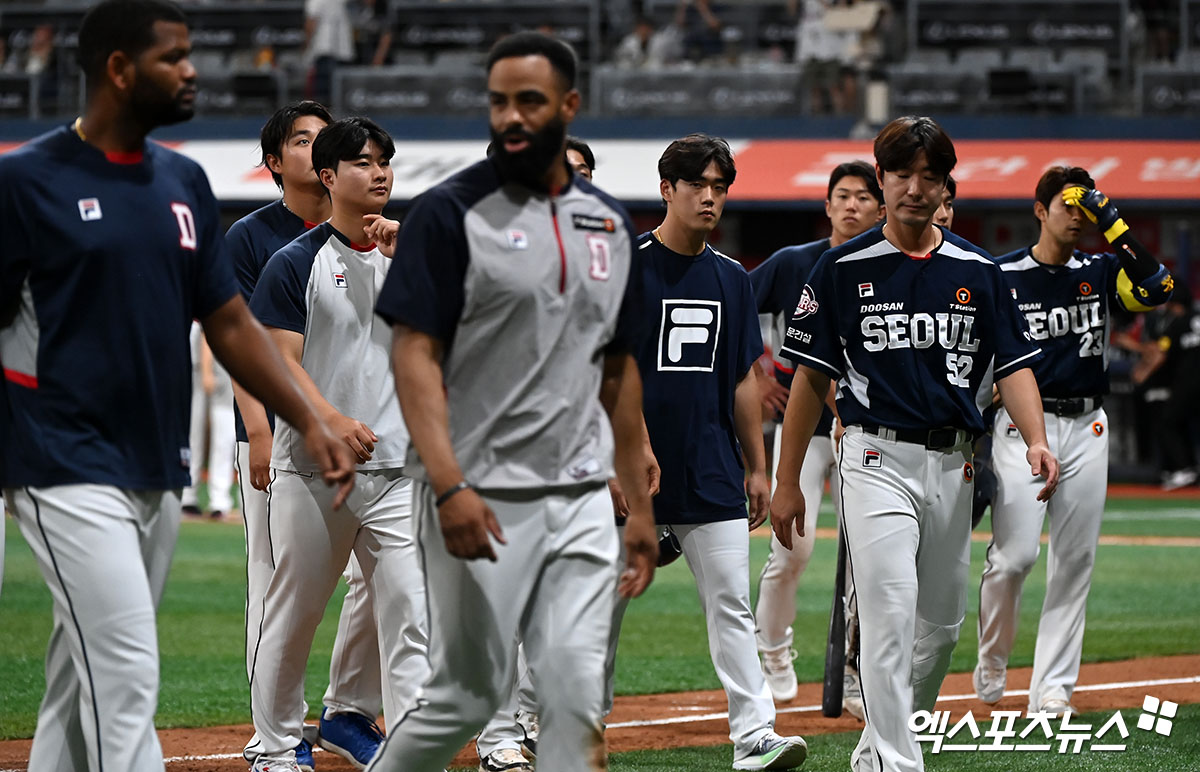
top-left (489, 117), bottom-right (567, 190)
top-left (130, 77), bottom-right (195, 129)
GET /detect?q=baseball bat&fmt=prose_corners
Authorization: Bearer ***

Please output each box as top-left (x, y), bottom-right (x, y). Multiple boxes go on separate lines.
top-left (821, 524), bottom-right (847, 717)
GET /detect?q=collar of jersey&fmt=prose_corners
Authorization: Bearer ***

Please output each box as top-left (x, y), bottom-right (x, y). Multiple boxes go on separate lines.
top-left (489, 155), bottom-right (576, 197)
top-left (69, 122), bottom-right (146, 165)
top-left (326, 223), bottom-right (376, 253)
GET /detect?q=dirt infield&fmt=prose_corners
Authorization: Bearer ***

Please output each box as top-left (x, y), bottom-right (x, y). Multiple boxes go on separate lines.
top-left (1, 655), bottom-right (1196, 771)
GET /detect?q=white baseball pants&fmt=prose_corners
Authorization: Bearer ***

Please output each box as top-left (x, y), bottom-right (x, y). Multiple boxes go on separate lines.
top-left (244, 470), bottom-right (427, 762)
top-left (368, 483), bottom-right (618, 772)
top-left (978, 407), bottom-right (1108, 711)
top-left (5, 484), bottom-right (181, 772)
top-left (476, 643), bottom-right (536, 757)
top-left (838, 427), bottom-right (973, 772)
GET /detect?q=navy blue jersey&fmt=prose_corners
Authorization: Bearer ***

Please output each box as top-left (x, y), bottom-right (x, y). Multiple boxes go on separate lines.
top-left (225, 200), bottom-right (317, 441)
top-left (780, 225), bottom-right (1040, 436)
top-left (0, 125), bottom-right (238, 488)
top-left (634, 233), bottom-right (762, 525)
top-left (995, 247), bottom-right (1142, 399)
top-left (749, 238), bottom-right (834, 433)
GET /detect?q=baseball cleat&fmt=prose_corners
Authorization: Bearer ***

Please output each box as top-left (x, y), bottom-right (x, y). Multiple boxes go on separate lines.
top-left (1036, 698), bottom-right (1077, 718)
top-left (318, 708), bottom-right (384, 769)
top-left (478, 747), bottom-right (534, 772)
top-left (759, 643), bottom-right (799, 702)
top-left (250, 749), bottom-right (304, 772)
top-left (842, 666), bottom-right (864, 720)
top-left (515, 709), bottom-right (539, 758)
top-left (295, 739), bottom-right (315, 772)
top-left (973, 662), bottom-right (1007, 705)
top-left (732, 732), bottom-right (807, 770)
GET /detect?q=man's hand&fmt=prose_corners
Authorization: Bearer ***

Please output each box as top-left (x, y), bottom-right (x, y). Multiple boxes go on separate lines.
top-left (1063, 186), bottom-right (1126, 241)
top-left (608, 478), bottom-right (630, 518)
top-left (438, 487), bottom-right (506, 561)
top-left (363, 214), bottom-right (401, 258)
top-left (1026, 441), bottom-right (1060, 502)
top-left (760, 375), bottom-right (789, 416)
top-left (769, 481), bottom-right (806, 550)
top-left (746, 470), bottom-right (770, 530)
top-left (247, 432), bottom-right (273, 491)
top-left (327, 413), bottom-right (377, 463)
top-left (619, 510), bottom-right (657, 598)
top-left (833, 416), bottom-right (845, 453)
top-left (302, 420), bottom-right (357, 509)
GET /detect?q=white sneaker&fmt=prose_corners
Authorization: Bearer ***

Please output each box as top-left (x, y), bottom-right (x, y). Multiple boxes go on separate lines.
top-left (515, 709), bottom-right (539, 758)
top-left (973, 662), bottom-right (1007, 704)
top-left (759, 644), bottom-right (799, 702)
top-left (1162, 469), bottom-right (1198, 491)
top-left (733, 732), bottom-right (808, 770)
top-left (251, 754), bottom-right (301, 772)
top-left (479, 747), bottom-right (533, 772)
top-left (1036, 698), bottom-right (1077, 718)
top-left (842, 666), bottom-right (864, 720)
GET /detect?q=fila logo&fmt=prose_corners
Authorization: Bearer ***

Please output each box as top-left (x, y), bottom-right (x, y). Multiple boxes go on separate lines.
top-left (862, 449), bottom-right (882, 468)
top-left (332, 273), bottom-right (347, 288)
top-left (1011, 288), bottom-right (1018, 299)
top-left (171, 202), bottom-right (197, 250)
top-left (507, 229), bottom-right (528, 250)
top-left (587, 234), bottom-right (611, 280)
top-left (1005, 423), bottom-right (1019, 438)
top-left (792, 284), bottom-right (819, 320)
top-left (858, 283), bottom-right (874, 298)
top-left (657, 299), bottom-right (721, 372)
top-left (78, 198), bottom-right (102, 222)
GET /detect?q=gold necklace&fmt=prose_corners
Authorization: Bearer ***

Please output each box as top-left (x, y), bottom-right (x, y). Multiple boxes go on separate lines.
top-left (73, 117), bottom-right (86, 140)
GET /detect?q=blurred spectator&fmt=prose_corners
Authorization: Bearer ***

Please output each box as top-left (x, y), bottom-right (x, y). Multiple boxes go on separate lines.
top-left (24, 24), bottom-right (58, 108)
top-left (356, 0), bottom-right (399, 66)
top-left (678, 0), bottom-right (725, 63)
top-left (305, 0), bottom-right (354, 105)
top-left (0, 38), bottom-right (17, 74)
top-left (614, 14), bottom-right (683, 69)
top-left (1138, 0), bottom-right (1177, 63)
top-left (1137, 284), bottom-right (1200, 489)
top-left (791, 0), bottom-right (880, 114)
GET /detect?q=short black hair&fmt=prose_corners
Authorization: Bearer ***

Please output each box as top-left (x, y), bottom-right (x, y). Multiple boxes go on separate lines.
top-left (946, 174), bottom-right (957, 200)
top-left (658, 133), bottom-right (736, 187)
top-left (78, 0), bottom-right (187, 87)
top-left (827, 160), bottom-right (882, 205)
top-left (566, 136), bottom-right (595, 172)
top-left (1035, 165), bottom-right (1094, 211)
top-left (486, 31), bottom-right (578, 91)
top-left (874, 116), bottom-right (957, 182)
top-left (260, 101), bottom-right (333, 189)
top-left (311, 117), bottom-right (395, 192)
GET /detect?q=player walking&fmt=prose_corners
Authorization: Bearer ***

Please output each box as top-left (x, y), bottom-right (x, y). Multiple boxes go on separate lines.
top-left (365, 32), bottom-right (658, 772)
top-left (230, 101), bottom-right (388, 769)
top-left (751, 161), bottom-right (883, 707)
top-left (0, 3), bottom-right (354, 770)
top-left (607, 133), bottom-right (808, 771)
top-left (242, 118), bottom-right (429, 772)
top-left (770, 116), bottom-right (1060, 772)
top-left (974, 166), bottom-right (1173, 715)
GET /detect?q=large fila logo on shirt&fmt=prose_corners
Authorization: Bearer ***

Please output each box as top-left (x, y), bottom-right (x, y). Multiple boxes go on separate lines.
top-left (658, 299), bottom-right (721, 372)
top-left (171, 202), bottom-right (197, 250)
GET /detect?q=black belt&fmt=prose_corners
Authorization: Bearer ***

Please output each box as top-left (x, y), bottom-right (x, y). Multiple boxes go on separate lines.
top-left (861, 424), bottom-right (973, 451)
top-left (1041, 396), bottom-right (1103, 417)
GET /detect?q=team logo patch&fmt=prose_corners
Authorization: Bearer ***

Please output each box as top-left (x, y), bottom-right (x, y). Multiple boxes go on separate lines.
top-left (332, 273), bottom-right (347, 288)
top-left (793, 284), bottom-right (819, 319)
top-left (571, 213), bottom-right (616, 232)
top-left (506, 229), bottom-right (528, 250)
top-left (858, 282), bottom-right (874, 298)
top-left (963, 462), bottom-right (974, 482)
top-left (1093, 421), bottom-right (1104, 436)
top-left (657, 299), bottom-right (721, 372)
top-left (587, 234), bottom-right (611, 280)
top-left (1011, 288), bottom-right (1018, 299)
top-left (956, 287), bottom-right (972, 304)
top-left (862, 449), bottom-right (882, 468)
top-left (77, 197), bottom-right (102, 221)
top-left (1005, 423), bottom-right (1019, 438)
top-left (1080, 282), bottom-right (1093, 296)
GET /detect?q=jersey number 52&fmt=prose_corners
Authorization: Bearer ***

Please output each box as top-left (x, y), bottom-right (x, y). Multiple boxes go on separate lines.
top-left (946, 353), bottom-right (974, 387)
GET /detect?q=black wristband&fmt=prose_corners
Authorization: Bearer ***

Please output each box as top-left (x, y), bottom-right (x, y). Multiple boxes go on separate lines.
top-left (435, 480), bottom-right (472, 507)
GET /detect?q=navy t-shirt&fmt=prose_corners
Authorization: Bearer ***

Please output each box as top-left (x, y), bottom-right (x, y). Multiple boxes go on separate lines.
top-left (0, 125), bottom-right (238, 488)
top-left (995, 247), bottom-right (1133, 399)
top-left (749, 238), bottom-right (834, 433)
top-left (225, 200), bottom-right (316, 441)
top-left (779, 225), bottom-right (1040, 437)
top-left (634, 233), bottom-right (762, 524)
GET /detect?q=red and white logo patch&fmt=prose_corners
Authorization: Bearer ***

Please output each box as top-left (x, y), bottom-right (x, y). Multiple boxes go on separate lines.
top-left (1005, 423), bottom-right (1019, 438)
top-left (1093, 421), bottom-right (1104, 436)
top-left (862, 449), bottom-right (882, 468)
top-left (332, 273), bottom-right (347, 288)
top-left (587, 234), bottom-right (611, 280)
top-left (963, 462), bottom-right (974, 482)
top-left (793, 284), bottom-right (820, 319)
top-left (171, 202), bottom-right (196, 250)
top-left (858, 282), bottom-right (874, 298)
top-left (78, 197), bottom-right (102, 222)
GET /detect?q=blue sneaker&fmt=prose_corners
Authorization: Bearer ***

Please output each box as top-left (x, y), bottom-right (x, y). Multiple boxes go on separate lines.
top-left (295, 738), bottom-right (315, 772)
top-left (318, 708), bottom-right (384, 769)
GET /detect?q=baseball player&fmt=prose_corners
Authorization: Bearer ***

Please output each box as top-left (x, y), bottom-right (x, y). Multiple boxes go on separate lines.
top-left (751, 160), bottom-right (884, 707)
top-left (0, 3), bottom-right (354, 770)
top-left (366, 32), bottom-right (658, 772)
top-left (182, 323), bottom-right (235, 518)
top-left (933, 174), bottom-right (955, 229)
top-left (771, 116), bottom-right (1060, 772)
top-left (606, 133), bottom-right (808, 772)
top-left (242, 117), bottom-right (430, 772)
top-left (229, 101), bottom-right (388, 769)
top-left (974, 166), bottom-right (1173, 716)
top-left (566, 135), bottom-right (596, 181)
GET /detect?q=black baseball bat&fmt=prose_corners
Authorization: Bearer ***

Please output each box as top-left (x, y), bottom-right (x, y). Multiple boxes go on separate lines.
top-left (821, 524), bottom-right (847, 717)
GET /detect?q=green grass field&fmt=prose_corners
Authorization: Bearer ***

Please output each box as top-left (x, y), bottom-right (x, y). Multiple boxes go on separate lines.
top-left (3, 494), bottom-right (1199, 769)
